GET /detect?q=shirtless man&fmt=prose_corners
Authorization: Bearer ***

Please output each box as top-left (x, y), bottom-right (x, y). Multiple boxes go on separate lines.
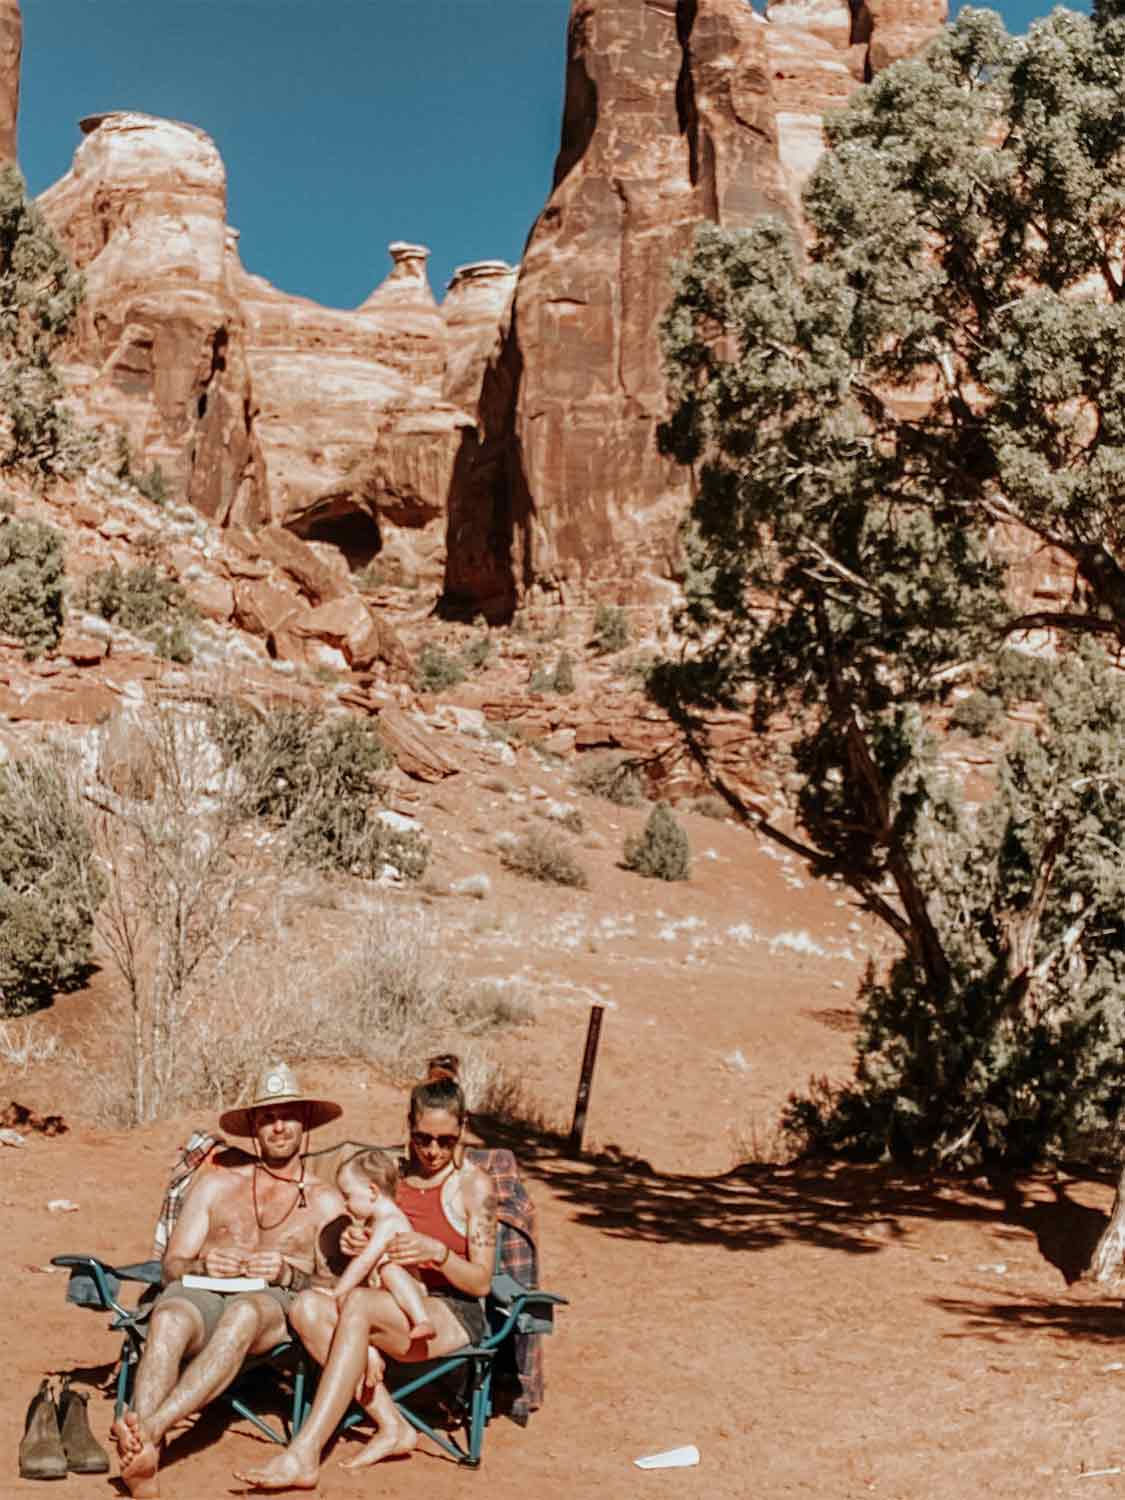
top-left (111, 1064), bottom-right (346, 1498)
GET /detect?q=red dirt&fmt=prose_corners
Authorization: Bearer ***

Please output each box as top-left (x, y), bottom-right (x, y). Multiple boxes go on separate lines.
top-left (3, 776), bottom-right (1123, 1499)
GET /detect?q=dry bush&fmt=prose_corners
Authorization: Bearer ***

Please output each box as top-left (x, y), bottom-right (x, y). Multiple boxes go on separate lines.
top-left (730, 1112), bottom-right (794, 1168)
top-left (0, 1017), bottom-right (59, 1070)
top-left (500, 828), bottom-right (589, 889)
top-left (574, 753), bottom-right (645, 807)
top-left (79, 902), bottom-right (532, 1125)
top-left (468, 1060), bottom-right (562, 1139)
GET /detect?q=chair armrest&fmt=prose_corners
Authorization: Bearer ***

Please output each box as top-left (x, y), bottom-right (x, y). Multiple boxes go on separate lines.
top-left (51, 1255), bottom-right (163, 1324)
top-left (488, 1274), bottom-right (568, 1340)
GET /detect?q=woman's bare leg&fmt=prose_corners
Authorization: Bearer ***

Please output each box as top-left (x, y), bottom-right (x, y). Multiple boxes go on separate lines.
top-left (234, 1288), bottom-right (410, 1491)
top-left (338, 1349), bottom-right (417, 1472)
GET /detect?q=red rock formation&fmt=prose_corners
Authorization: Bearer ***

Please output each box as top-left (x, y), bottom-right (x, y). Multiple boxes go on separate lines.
top-left (443, 0), bottom-right (945, 619)
top-left (39, 112), bottom-right (261, 525)
top-left (0, 0), bottom-right (19, 164)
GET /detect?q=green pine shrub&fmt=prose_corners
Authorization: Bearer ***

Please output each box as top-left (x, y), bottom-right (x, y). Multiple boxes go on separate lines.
top-left (591, 603), bottom-right (630, 655)
top-left (500, 827), bottom-right (589, 889)
top-left (0, 755), bottom-right (103, 1015)
top-left (623, 802), bottom-right (690, 882)
top-left (552, 650), bottom-right (576, 694)
top-left (211, 702), bottom-right (426, 881)
top-left (0, 512), bottom-right (64, 656)
top-left (417, 643), bottom-right (466, 693)
top-left (81, 563), bottom-right (197, 663)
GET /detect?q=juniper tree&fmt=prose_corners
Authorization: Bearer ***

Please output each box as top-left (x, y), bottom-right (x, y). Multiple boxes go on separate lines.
top-left (656, 5), bottom-right (1125, 1183)
top-left (0, 164), bottom-right (87, 480)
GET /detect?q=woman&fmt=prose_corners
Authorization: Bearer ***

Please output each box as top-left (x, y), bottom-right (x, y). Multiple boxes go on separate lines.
top-left (235, 1064), bottom-right (498, 1490)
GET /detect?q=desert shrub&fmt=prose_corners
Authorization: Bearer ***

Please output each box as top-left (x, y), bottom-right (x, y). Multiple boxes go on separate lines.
top-left (623, 801), bottom-right (690, 882)
top-left (211, 701), bottom-right (426, 880)
top-left (688, 795), bottom-right (729, 821)
top-left (591, 603), bottom-right (630, 655)
top-left (461, 629), bottom-right (493, 672)
top-left (500, 827), bottom-right (589, 888)
top-left (0, 754), bottom-right (102, 1015)
top-left (574, 752), bottom-right (645, 806)
top-left (950, 691), bottom-right (1003, 738)
top-left (135, 464), bottom-right (169, 507)
top-left (417, 643), bottom-right (466, 693)
top-left (81, 562), bottom-right (196, 663)
top-left (552, 650), bottom-right (576, 694)
top-left (617, 650), bottom-right (659, 688)
top-left (0, 512), bottom-right (64, 655)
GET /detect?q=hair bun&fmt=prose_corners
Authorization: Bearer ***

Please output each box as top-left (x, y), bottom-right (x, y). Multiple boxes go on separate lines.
top-left (425, 1052), bottom-right (460, 1083)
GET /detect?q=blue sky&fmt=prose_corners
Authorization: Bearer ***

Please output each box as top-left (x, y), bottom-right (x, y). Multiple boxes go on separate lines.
top-left (19, 0), bottom-right (1084, 311)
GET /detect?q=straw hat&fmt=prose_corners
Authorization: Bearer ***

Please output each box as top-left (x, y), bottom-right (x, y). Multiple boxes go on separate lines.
top-left (219, 1062), bottom-right (342, 1137)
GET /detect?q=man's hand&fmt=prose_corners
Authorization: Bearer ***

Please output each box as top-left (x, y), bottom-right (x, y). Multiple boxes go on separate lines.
top-left (340, 1222), bottom-right (372, 1259)
top-left (383, 1231), bottom-right (444, 1267)
top-left (241, 1250), bottom-right (285, 1284)
top-left (201, 1248), bottom-right (247, 1279)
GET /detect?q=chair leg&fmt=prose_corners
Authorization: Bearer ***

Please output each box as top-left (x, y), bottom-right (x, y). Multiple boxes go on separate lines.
top-left (291, 1352), bottom-right (307, 1437)
top-left (466, 1359), bottom-right (492, 1468)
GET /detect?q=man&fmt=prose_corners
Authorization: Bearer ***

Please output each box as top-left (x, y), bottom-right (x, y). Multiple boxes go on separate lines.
top-left (111, 1063), bottom-right (346, 1498)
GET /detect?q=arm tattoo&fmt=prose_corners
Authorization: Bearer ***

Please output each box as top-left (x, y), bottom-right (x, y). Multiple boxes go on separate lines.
top-left (468, 1182), bottom-right (498, 1260)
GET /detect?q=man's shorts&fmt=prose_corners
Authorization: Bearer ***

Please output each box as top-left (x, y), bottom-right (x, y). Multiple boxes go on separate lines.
top-left (155, 1279), bottom-right (295, 1343)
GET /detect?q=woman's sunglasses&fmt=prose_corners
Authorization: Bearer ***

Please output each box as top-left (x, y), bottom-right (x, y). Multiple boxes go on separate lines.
top-left (412, 1130), bottom-right (459, 1150)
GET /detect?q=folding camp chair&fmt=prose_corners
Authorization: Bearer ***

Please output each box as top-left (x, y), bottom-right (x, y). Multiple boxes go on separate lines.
top-left (50, 1253), bottom-right (307, 1447)
top-left (300, 1141), bottom-right (567, 1467)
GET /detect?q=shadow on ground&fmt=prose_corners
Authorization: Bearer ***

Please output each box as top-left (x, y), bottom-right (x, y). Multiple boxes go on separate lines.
top-left (473, 1112), bottom-right (1118, 1265)
top-left (933, 1293), bottom-right (1125, 1346)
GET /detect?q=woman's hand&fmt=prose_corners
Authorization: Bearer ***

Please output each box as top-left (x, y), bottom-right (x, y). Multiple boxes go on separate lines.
top-left (340, 1222), bottom-right (372, 1259)
top-left (382, 1231), bottom-right (445, 1268)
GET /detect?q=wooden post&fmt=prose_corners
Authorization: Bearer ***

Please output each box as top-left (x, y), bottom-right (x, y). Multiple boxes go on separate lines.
top-left (568, 1003), bottom-right (605, 1155)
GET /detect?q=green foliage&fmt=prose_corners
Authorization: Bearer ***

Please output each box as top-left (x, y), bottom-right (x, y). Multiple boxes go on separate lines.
top-left (786, 647), bottom-right (1125, 1168)
top-left (461, 629), bottom-right (493, 672)
top-left (574, 753), bottom-right (645, 806)
top-left (0, 165), bottom-right (89, 482)
top-left (949, 691), bottom-right (1003, 738)
top-left (0, 512), bottom-right (64, 655)
top-left (529, 650), bottom-right (575, 694)
top-left (0, 756), bottom-right (102, 1014)
top-left (623, 802), bottom-right (691, 882)
top-left (211, 702), bottom-right (426, 881)
top-left (687, 795), bottom-right (729, 821)
top-left (500, 828), bottom-right (589, 889)
top-left (591, 603), bottom-right (631, 655)
top-left (135, 464), bottom-right (169, 508)
top-left (417, 643), bottom-right (466, 693)
top-left (81, 563), bottom-right (196, 663)
top-left (552, 650), bottom-right (576, 695)
top-left (657, 8), bottom-right (1125, 1169)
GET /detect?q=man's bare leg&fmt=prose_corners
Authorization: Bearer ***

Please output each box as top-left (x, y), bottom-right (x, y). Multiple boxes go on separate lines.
top-left (111, 1300), bottom-right (204, 1498)
top-left (235, 1288), bottom-right (415, 1491)
top-left (379, 1264), bottom-right (435, 1342)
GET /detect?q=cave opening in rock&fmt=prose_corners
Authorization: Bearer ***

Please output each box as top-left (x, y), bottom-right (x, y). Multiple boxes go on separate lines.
top-left (287, 507), bottom-right (382, 570)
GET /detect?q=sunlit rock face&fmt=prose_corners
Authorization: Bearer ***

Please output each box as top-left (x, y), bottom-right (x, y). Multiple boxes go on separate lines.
top-left (39, 112), bottom-right (261, 526)
top-left (0, 0), bottom-right (20, 164)
top-left (442, 0), bottom-right (945, 619)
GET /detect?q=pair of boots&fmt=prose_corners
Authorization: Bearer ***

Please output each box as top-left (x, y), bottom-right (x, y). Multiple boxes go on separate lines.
top-left (19, 1377), bottom-right (110, 1481)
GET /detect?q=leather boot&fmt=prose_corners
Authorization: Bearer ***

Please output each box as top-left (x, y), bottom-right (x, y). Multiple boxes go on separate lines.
top-left (58, 1376), bottom-right (110, 1474)
top-left (18, 1379), bottom-right (67, 1480)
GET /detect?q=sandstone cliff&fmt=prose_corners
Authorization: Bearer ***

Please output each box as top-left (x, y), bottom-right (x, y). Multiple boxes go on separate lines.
top-left (0, 0), bottom-right (19, 164)
top-left (443, 0), bottom-right (946, 619)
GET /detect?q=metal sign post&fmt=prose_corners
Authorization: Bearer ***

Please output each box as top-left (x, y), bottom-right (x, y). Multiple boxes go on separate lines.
top-left (568, 1002), bottom-right (605, 1155)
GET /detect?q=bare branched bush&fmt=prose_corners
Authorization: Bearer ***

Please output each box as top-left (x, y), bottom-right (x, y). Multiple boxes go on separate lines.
top-left (500, 828), bottom-right (589, 889)
top-left (0, 1017), bottom-right (60, 1070)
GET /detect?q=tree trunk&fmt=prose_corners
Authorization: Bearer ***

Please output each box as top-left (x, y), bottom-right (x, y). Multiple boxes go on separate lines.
top-left (1085, 1162), bottom-right (1125, 1284)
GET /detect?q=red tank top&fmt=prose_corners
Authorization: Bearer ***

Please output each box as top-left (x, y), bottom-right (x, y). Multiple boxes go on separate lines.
top-left (396, 1176), bottom-right (468, 1291)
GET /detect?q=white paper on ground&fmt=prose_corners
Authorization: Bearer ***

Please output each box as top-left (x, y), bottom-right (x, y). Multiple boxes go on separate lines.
top-left (634, 1445), bottom-right (701, 1470)
top-left (182, 1274), bottom-right (268, 1292)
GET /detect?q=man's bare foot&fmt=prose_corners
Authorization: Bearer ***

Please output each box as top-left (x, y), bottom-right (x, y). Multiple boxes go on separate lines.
top-left (234, 1449), bottom-right (319, 1492)
top-left (119, 1416), bottom-right (160, 1500)
top-left (339, 1418), bottom-right (417, 1471)
top-left (111, 1410), bottom-right (143, 1463)
top-left (409, 1320), bottom-right (435, 1342)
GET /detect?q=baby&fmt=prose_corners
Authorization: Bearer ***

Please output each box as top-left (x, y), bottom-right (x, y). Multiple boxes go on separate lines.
top-left (331, 1148), bottom-right (435, 1344)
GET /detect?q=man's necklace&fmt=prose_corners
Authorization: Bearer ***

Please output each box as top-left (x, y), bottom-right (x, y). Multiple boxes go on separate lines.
top-left (252, 1162), bottom-right (307, 1231)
